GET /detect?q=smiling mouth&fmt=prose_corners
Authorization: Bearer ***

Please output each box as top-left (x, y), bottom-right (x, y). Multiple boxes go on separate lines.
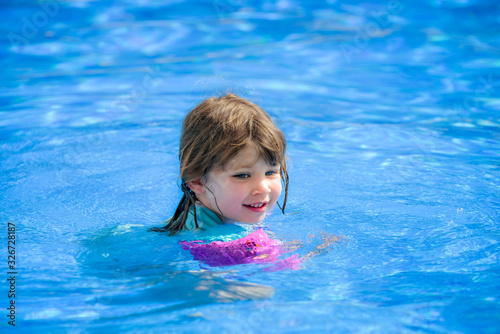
top-left (243, 202), bottom-right (268, 212)
top-left (244, 203), bottom-right (265, 208)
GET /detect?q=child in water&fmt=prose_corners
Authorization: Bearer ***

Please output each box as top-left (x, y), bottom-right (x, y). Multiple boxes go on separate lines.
top-left (152, 93), bottom-right (301, 269)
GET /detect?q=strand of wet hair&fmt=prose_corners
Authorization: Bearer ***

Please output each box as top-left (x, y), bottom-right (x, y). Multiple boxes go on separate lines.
top-left (149, 181), bottom-right (199, 235)
top-left (276, 163), bottom-right (289, 213)
top-left (205, 185), bottom-right (224, 219)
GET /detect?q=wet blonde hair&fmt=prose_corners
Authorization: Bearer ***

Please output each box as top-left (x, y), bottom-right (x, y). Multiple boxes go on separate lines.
top-left (152, 93), bottom-right (289, 235)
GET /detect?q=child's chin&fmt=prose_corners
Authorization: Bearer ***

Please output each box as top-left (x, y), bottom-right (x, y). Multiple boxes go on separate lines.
top-left (238, 217), bottom-right (265, 224)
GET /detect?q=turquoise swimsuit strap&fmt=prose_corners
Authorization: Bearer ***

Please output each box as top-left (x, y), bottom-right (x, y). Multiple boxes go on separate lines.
top-left (184, 205), bottom-right (224, 230)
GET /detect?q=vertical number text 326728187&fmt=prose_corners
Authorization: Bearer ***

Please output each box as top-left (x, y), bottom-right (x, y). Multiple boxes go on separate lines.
top-left (7, 222), bottom-right (16, 327)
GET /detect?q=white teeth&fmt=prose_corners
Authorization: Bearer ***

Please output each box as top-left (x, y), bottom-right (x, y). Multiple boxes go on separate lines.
top-left (247, 203), bottom-right (264, 208)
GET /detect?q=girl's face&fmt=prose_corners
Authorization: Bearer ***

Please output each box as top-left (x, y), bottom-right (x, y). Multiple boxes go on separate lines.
top-left (189, 143), bottom-right (282, 224)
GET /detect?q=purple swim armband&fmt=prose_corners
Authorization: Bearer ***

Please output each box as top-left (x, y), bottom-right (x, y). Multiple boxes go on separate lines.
top-left (180, 228), bottom-right (301, 270)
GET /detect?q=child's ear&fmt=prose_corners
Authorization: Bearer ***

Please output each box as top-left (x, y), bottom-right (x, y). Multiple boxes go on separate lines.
top-left (186, 179), bottom-right (205, 195)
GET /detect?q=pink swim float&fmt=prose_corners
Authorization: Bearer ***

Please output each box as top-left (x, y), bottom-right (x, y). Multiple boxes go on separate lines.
top-left (180, 228), bottom-right (301, 270)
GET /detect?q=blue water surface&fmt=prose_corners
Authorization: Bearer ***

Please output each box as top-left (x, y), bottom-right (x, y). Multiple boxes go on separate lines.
top-left (1, 0), bottom-right (500, 333)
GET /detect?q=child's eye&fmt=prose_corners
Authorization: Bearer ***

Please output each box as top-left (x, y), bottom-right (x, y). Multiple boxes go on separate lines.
top-left (234, 173), bottom-right (250, 179)
top-left (266, 170), bottom-right (279, 176)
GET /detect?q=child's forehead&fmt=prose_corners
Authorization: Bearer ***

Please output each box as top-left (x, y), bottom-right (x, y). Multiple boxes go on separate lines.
top-left (225, 145), bottom-right (260, 169)
top-left (224, 144), bottom-right (278, 170)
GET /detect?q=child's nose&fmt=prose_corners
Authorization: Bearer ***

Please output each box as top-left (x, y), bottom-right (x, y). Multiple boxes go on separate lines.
top-left (251, 178), bottom-right (271, 195)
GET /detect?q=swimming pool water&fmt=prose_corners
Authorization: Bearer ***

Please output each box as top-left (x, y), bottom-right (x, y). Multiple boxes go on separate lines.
top-left (1, 0), bottom-right (499, 332)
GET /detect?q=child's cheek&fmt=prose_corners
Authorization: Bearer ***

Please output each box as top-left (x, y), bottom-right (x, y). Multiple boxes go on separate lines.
top-left (214, 175), bottom-right (232, 191)
top-left (273, 178), bottom-right (282, 195)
